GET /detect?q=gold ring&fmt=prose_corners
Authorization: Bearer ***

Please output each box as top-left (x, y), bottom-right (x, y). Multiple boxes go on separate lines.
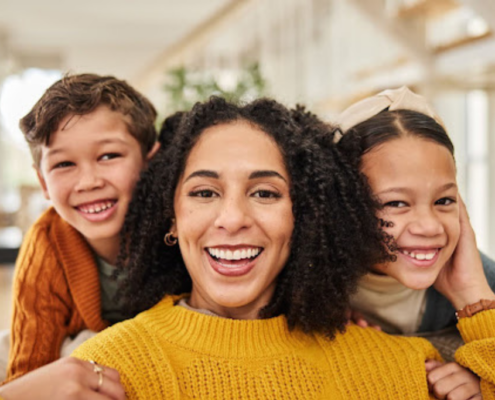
top-left (89, 360), bottom-right (104, 390)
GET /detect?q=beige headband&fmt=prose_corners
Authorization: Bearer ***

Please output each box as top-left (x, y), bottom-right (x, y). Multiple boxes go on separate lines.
top-left (334, 86), bottom-right (444, 142)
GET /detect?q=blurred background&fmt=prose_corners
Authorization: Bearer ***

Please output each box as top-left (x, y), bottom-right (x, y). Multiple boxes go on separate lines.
top-left (1, 0), bottom-right (495, 329)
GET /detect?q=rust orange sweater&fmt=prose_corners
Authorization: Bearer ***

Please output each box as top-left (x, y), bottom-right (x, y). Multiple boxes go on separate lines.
top-left (5, 207), bottom-right (108, 382)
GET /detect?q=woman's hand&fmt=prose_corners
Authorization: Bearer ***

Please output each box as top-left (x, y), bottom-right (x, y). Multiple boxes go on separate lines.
top-left (425, 360), bottom-right (481, 399)
top-left (433, 197), bottom-right (495, 310)
top-left (0, 357), bottom-right (125, 400)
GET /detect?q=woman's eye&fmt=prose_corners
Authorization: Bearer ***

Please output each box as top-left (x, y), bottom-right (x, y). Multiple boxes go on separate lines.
top-left (435, 197), bottom-right (456, 206)
top-left (189, 190), bottom-right (217, 198)
top-left (100, 153), bottom-right (121, 161)
top-left (384, 200), bottom-right (407, 208)
top-left (252, 190), bottom-right (281, 199)
top-left (53, 161), bottom-right (74, 169)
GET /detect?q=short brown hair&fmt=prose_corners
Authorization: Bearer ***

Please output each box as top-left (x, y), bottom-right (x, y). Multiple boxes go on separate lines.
top-left (20, 73), bottom-right (158, 166)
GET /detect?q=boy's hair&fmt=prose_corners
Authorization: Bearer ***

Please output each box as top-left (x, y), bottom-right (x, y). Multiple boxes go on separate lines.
top-left (20, 73), bottom-right (158, 166)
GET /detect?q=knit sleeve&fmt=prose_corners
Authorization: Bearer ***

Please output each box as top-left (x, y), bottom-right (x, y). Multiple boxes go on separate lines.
top-left (5, 223), bottom-right (72, 383)
top-left (456, 310), bottom-right (495, 400)
top-left (72, 323), bottom-right (180, 400)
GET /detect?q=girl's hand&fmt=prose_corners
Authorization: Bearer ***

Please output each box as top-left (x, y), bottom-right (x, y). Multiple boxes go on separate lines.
top-left (425, 360), bottom-right (481, 399)
top-left (433, 197), bottom-right (495, 310)
top-left (0, 357), bottom-right (125, 400)
top-left (345, 308), bottom-right (382, 330)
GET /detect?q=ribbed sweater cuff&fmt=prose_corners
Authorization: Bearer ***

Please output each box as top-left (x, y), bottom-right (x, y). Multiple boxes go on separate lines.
top-left (457, 309), bottom-right (495, 343)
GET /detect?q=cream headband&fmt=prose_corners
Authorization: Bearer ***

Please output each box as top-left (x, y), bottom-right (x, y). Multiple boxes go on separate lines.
top-left (334, 86), bottom-right (444, 142)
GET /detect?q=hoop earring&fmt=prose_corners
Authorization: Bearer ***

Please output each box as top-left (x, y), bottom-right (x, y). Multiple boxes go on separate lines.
top-left (164, 232), bottom-right (178, 246)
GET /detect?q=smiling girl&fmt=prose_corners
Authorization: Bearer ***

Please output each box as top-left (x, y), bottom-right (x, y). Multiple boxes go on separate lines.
top-left (336, 87), bottom-right (495, 335)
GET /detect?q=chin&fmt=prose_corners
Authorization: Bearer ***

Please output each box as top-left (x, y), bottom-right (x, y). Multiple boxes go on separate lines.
top-left (399, 274), bottom-right (438, 291)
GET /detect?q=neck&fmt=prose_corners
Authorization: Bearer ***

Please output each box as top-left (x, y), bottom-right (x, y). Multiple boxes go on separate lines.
top-left (86, 235), bottom-right (120, 265)
top-left (189, 288), bottom-right (275, 320)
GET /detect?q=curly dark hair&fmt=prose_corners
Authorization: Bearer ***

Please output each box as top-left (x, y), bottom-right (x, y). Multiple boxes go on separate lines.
top-left (118, 97), bottom-right (392, 338)
top-left (20, 73), bottom-right (157, 166)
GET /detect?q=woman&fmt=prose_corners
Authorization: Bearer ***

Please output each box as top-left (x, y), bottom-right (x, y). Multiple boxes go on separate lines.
top-left (73, 97), bottom-right (495, 399)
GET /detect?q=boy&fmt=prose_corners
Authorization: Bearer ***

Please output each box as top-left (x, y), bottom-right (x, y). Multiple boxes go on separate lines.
top-left (5, 73), bottom-right (159, 382)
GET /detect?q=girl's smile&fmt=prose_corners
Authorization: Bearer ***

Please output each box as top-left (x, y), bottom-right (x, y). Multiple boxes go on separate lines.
top-left (361, 135), bottom-right (460, 290)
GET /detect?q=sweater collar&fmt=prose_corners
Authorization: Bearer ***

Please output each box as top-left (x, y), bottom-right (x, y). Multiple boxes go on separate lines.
top-left (138, 295), bottom-right (312, 358)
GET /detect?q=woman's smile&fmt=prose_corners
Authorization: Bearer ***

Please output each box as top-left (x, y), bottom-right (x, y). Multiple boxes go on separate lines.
top-left (173, 120), bottom-right (294, 319)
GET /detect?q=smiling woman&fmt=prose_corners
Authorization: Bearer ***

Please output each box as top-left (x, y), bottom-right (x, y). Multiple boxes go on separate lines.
top-left (72, 97), bottom-right (495, 399)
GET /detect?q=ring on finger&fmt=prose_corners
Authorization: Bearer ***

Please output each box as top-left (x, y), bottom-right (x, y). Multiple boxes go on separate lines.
top-left (89, 360), bottom-right (104, 390)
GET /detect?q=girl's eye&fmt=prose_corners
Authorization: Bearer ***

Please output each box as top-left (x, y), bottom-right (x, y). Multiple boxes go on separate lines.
top-left (53, 161), bottom-right (74, 169)
top-left (435, 197), bottom-right (456, 206)
top-left (100, 153), bottom-right (121, 161)
top-left (189, 190), bottom-right (217, 198)
top-left (384, 200), bottom-right (407, 208)
top-left (252, 190), bottom-right (281, 199)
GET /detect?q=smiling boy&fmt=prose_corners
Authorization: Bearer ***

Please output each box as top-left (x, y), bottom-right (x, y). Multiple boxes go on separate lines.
top-left (5, 74), bottom-right (159, 382)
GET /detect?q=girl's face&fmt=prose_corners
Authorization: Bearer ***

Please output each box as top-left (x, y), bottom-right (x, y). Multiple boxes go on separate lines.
top-left (173, 121), bottom-right (294, 319)
top-left (361, 136), bottom-right (460, 289)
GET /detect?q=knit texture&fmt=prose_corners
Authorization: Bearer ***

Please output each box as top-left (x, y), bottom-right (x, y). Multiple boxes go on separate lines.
top-left (74, 295), bottom-right (495, 399)
top-left (5, 207), bottom-right (108, 382)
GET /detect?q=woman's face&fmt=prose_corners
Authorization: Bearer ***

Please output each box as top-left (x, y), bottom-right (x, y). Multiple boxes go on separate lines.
top-left (361, 136), bottom-right (460, 290)
top-left (173, 121), bottom-right (294, 319)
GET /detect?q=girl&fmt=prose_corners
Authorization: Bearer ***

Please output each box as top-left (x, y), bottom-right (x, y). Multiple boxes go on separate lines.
top-left (336, 87), bottom-right (495, 336)
top-left (72, 97), bottom-right (494, 399)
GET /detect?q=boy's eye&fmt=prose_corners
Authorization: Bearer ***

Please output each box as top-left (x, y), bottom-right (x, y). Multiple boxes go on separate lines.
top-left (252, 190), bottom-right (281, 199)
top-left (189, 190), bottom-right (217, 198)
top-left (435, 197), bottom-right (456, 206)
top-left (53, 161), bottom-right (74, 169)
top-left (384, 200), bottom-right (407, 208)
top-left (100, 153), bottom-right (121, 161)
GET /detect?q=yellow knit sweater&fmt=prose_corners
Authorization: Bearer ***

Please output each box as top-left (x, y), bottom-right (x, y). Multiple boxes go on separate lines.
top-left (74, 296), bottom-right (495, 399)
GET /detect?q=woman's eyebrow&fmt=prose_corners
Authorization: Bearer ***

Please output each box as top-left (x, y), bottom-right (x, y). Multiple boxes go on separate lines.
top-left (184, 169), bottom-right (287, 183)
top-left (249, 170), bottom-right (287, 182)
top-left (184, 170), bottom-right (219, 182)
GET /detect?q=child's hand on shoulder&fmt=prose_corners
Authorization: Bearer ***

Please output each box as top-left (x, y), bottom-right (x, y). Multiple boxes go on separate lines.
top-left (345, 308), bottom-right (381, 330)
top-left (425, 359), bottom-right (481, 399)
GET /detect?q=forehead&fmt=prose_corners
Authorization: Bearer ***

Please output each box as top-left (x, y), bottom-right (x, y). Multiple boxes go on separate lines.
top-left (362, 136), bottom-right (456, 188)
top-left (184, 121), bottom-right (287, 175)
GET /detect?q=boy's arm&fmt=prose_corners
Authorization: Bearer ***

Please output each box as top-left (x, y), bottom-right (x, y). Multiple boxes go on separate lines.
top-left (455, 310), bottom-right (495, 400)
top-left (5, 225), bottom-right (72, 382)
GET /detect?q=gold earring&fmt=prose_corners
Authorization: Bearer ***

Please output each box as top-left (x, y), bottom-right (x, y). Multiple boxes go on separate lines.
top-left (164, 232), bottom-right (178, 246)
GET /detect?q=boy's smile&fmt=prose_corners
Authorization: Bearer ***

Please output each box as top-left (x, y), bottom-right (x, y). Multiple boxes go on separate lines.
top-left (36, 105), bottom-right (155, 263)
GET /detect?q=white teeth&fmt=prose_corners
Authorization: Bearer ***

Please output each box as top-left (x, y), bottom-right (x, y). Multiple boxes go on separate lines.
top-left (401, 249), bottom-right (437, 261)
top-left (79, 201), bottom-right (115, 214)
top-left (208, 247), bottom-right (261, 261)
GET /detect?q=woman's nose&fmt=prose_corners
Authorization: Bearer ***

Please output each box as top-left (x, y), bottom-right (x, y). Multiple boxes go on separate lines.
top-left (214, 195), bottom-right (252, 233)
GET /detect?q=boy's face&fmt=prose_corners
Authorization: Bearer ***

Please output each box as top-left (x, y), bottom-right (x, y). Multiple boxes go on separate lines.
top-left (36, 105), bottom-right (158, 260)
